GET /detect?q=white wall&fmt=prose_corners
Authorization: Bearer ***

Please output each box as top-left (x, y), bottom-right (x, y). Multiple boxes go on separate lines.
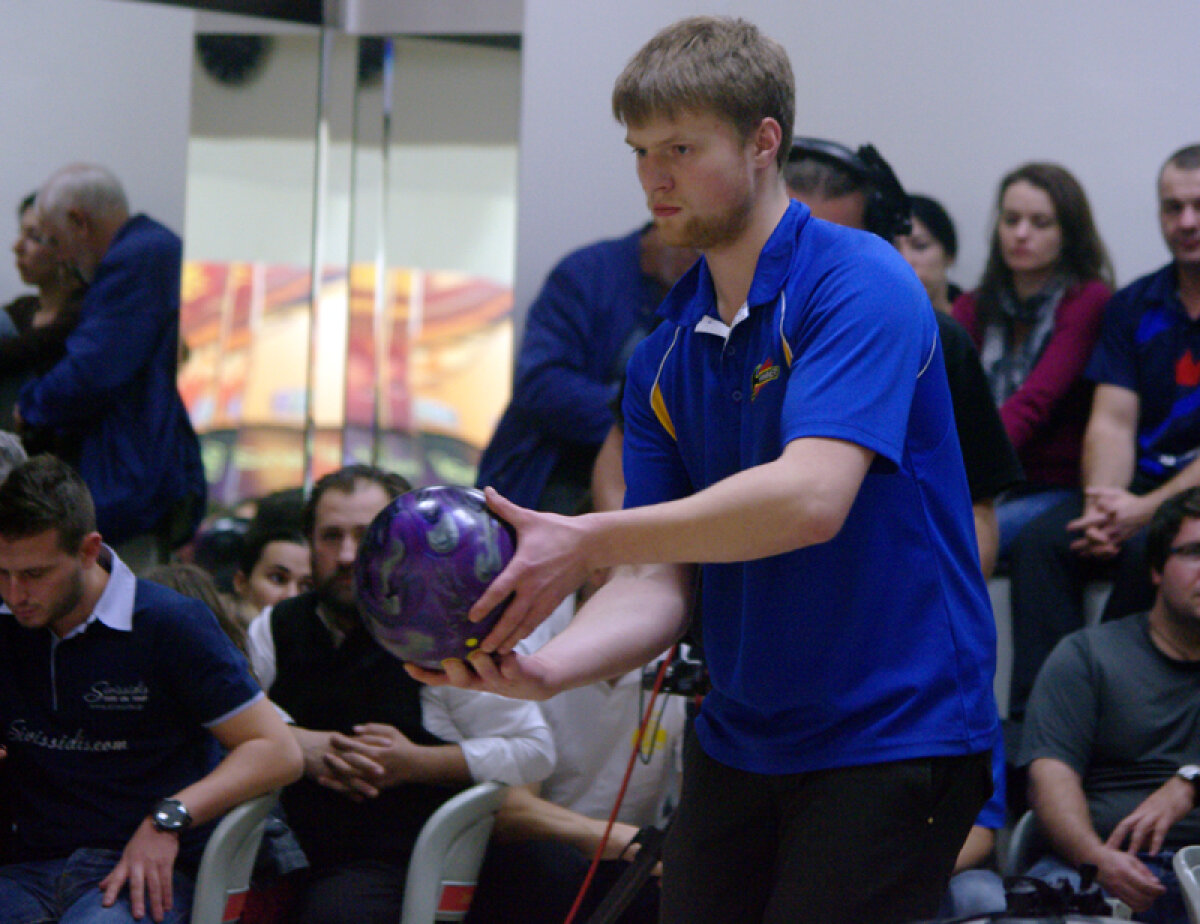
top-left (0, 0), bottom-right (194, 299)
top-left (516, 1), bottom-right (1200, 326)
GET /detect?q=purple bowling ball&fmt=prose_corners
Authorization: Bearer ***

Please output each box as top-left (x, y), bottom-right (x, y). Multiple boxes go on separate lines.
top-left (354, 485), bottom-right (516, 669)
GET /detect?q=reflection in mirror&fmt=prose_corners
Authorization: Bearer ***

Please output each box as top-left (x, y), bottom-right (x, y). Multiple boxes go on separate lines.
top-left (180, 28), bottom-right (520, 508)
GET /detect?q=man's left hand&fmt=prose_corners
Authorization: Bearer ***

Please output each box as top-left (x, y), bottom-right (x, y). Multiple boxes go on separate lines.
top-left (1105, 775), bottom-right (1196, 857)
top-left (99, 818), bottom-right (181, 922)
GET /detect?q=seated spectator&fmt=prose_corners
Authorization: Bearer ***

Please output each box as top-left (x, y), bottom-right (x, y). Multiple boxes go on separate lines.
top-left (0, 454), bottom-right (301, 923)
top-left (1008, 143), bottom-right (1200, 719)
top-left (1017, 487), bottom-right (1200, 924)
top-left (895, 193), bottom-right (962, 315)
top-left (953, 162), bottom-right (1113, 558)
top-left (0, 193), bottom-right (85, 444)
top-left (246, 465), bottom-right (554, 924)
top-left (231, 521), bottom-right (311, 629)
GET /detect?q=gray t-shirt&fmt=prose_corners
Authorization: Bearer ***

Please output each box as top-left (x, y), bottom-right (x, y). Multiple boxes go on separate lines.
top-left (1019, 613), bottom-right (1200, 848)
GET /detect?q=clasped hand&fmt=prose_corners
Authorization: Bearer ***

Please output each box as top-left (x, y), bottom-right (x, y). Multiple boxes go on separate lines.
top-left (312, 724), bottom-right (417, 800)
top-left (1068, 487), bottom-right (1151, 558)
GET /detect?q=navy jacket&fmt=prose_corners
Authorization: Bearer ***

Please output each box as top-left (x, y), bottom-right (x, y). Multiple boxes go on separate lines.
top-left (476, 226), bottom-right (670, 508)
top-left (19, 215), bottom-right (205, 544)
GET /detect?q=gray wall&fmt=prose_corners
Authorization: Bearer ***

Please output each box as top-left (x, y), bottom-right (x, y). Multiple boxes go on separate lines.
top-left (0, 0), bottom-right (194, 300)
top-left (516, 0), bottom-right (1200, 333)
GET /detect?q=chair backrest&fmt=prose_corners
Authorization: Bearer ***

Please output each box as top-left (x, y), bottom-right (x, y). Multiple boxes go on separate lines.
top-left (1003, 810), bottom-right (1042, 877)
top-left (1175, 845), bottom-right (1200, 924)
top-left (400, 780), bottom-right (507, 924)
top-left (191, 791), bottom-right (279, 924)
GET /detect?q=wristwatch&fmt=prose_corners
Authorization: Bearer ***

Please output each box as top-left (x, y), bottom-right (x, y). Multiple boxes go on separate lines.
top-left (150, 798), bottom-right (193, 834)
top-left (1177, 765), bottom-right (1200, 786)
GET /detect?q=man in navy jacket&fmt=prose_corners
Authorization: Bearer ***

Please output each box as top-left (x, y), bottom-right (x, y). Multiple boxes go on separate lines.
top-left (17, 164), bottom-right (205, 571)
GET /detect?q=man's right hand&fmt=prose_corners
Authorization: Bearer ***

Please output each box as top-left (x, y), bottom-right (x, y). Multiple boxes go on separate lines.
top-left (467, 488), bottom-right (596, 655)
top-left (1087, 845), bottom-right (1167, 913)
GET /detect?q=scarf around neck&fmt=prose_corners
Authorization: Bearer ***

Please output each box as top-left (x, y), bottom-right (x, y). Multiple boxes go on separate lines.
top-left (980, 276), bottom-right (1069, 406)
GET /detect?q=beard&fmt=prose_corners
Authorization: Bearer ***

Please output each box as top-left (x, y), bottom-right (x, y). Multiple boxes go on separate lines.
top-left (42, 566), bottom-right (86, 633)
top-left (314, 566), bottom-right (360, 629)
top-left (656, 182), bottom-right (755, 252)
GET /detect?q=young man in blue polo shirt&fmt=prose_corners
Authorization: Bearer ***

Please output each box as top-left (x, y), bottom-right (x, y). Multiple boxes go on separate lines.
top-left (414, 16), bottom-right (997, 923)
top-left (0, 455), bottom-right (302, 924)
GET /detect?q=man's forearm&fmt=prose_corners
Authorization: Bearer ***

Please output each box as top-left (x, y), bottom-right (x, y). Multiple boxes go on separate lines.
top-left (583, 438), bottom-right (873, 573)
top-left (1029, 758), bottom-right (1105, 867)
top-left (535, 563), bottom-right (691, 693)
top-left (494, 786), bottom-right (639, 858)
top-left (172, 735), bottom-right (301, 827)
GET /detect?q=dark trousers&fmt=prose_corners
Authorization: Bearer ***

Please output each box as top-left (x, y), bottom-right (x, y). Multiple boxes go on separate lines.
top-left (660, 734), bottom-right (992, 924)
top-left (289, 859), bottom-right (408, 924)
top-left (1007, 493), bottom-right (1155, 719)
top-left (467, 840), bottom-right (659, 924)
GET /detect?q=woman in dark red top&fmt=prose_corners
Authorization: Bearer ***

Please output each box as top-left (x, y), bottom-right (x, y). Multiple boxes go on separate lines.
top-left (953, 163), bottom-right (1113, 557)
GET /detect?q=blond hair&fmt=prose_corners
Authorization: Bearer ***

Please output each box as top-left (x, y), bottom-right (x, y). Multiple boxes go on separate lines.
top-left (612, 16), bottom-right (795, 168)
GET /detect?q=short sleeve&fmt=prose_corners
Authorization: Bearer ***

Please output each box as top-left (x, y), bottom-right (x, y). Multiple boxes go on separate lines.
top-left (780, 248), bottom-right (931, 466)
top-left (1018, 631), bottom-right (1098, 775)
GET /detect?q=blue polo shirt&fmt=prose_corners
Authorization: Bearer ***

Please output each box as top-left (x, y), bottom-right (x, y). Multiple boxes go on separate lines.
top-left (1085, 262), bottom-right (1200, 481)
top-left (622, 201), bottom-right (997, 775)
top-left (0, 549), bottom-right (263, 862)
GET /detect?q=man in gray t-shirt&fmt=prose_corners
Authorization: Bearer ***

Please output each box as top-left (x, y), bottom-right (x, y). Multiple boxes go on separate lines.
top-left (1020, 487), bottom-right (1200, 921)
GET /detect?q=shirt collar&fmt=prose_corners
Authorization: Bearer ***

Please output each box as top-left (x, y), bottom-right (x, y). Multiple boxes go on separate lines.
top-left (657, 200), bottom-right (811, 329)
top-left (63, 545), bottom-right (136, 638)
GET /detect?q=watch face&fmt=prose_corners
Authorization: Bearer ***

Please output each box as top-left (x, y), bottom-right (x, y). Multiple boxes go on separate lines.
top-left (152, 799), bottom-right (191, 832)
top-left (1179, 765), bottom-right (1200, 782)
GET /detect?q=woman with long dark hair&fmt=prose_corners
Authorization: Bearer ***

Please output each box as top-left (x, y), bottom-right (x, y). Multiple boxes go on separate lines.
top-left (953, 162), bottom-right (1113, 555)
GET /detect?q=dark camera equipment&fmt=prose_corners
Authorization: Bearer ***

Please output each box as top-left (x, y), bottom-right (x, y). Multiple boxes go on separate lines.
top-left (788, 137), bottom-right (913, 241)
top-left (920, 864), bottom-right (1119, 924)
top-left (641, 652), bottom-right (708, 698)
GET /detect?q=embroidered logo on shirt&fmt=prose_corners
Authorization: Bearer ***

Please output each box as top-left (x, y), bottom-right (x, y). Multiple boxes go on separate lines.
top-left (752, 357), bottom-right (780, 401)
top-left (84, 681), bottom-right (150, 710)
top-left (1177, 351), bottom-right (1200, 388)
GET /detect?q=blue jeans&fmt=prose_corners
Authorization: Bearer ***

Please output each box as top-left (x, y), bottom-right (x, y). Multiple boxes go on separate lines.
top-left (1026, 852), bottom-right (1185, 924)
top-left (0, 850), bottom-right (195, 924)
top-left (997, 486), bottom-right (1077, 559)
top-left (939, 868), bottom-right (1007, 918)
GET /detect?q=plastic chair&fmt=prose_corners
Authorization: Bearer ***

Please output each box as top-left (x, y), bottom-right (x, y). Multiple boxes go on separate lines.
top-left (400, 780), bottom-right (507, 924)
top-left (1174, 845), bottom-right (1200, 924)
top-left (191, 791), bottom-right (279, 924)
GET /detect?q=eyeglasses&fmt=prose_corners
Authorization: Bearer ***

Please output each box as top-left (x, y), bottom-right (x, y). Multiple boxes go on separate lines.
top-left (1168, 542), bottom-right (1200, 562)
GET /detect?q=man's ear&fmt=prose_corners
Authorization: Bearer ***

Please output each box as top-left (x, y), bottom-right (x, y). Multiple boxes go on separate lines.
top-left (750, 117), bottom-right (783, 169)
top-left (79, 531), bottom-right (103, 567)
